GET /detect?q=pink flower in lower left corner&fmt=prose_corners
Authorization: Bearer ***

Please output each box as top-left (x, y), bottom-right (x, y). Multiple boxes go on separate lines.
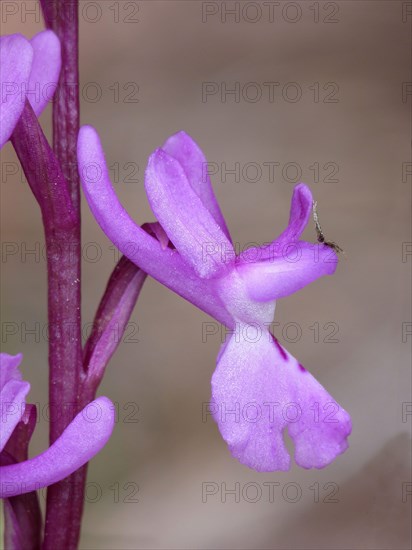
top-left (0, 353), bottom-right (115, 498)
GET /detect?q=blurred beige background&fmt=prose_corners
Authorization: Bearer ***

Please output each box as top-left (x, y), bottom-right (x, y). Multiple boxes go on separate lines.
top-left (1, 1), bottom-right (411, 548)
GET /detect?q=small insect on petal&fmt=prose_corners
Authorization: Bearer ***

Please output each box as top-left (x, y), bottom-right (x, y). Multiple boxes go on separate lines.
top-left (312, 201), bottom-right (344, 255)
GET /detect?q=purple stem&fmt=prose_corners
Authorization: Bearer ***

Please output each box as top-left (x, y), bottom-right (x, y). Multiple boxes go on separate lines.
top-left (11, 102), bottom-right (83, 548)
top-left (38, 2), bottom-right (85, 547)
top-left (40, 0), bottom-right (80, 209)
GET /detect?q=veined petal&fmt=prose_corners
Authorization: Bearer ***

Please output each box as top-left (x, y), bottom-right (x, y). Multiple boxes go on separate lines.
top-left (211, 326), bottom-right (351, 472)
top-left (162, 131), bottom-right (231, 241)
top-left (0, 34), bottom-right (33, 148)
top-left (0, 354), bottom-right (30, 452)
top-left (237, 242), bottom-right (338, 301)
top-left (0, 397), bottom-right (115, 498)
top-left (145, 148), bottom-right (234, 278)
top-left (78, 126), bottom-right (233, 326)
top-left (29, 30), bottom-right (61, 116)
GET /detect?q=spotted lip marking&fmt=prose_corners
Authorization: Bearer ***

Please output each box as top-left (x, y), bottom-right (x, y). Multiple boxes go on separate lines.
top-left (271, 333), bottom-right (288, 361)
top-left (298, 363), bottom-right (306, 372)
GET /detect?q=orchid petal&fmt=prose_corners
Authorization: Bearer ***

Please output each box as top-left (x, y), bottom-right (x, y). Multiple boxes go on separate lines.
top-left (242, 184), bottom-right (313, 263)
top-left (274, 183), bottom-right (313, 245)
top-left (162, 131), bottom-right (231, 241)
top-left (0, 354), bottom-right (30, 452)
top-left (78, 125), bottom-right (199, 276)
top-left (211, 326), bottom-right (351, 471)
top-left (78, 126), bottom-right (233, 326)
top-left (285, 346), bottom-right (352, 469)
top-left (145, 148), bottom-right (234, 278)
top-left (0, 34), bottom-right (33, 148)
top-left (29, 30), bottom-right (61, 116)
top-left (0, 396), bottom-right (115, 497)
top-left (237, 242), bottom-right (338, 301)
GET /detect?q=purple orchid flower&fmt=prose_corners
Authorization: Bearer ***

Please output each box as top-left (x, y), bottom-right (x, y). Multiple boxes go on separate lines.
top-left (0, 353), bottom-right (115, 497)
top-left (0, 30), bottom-right (61, 148)
top-left (78, 127), bottom-right (351, 472)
